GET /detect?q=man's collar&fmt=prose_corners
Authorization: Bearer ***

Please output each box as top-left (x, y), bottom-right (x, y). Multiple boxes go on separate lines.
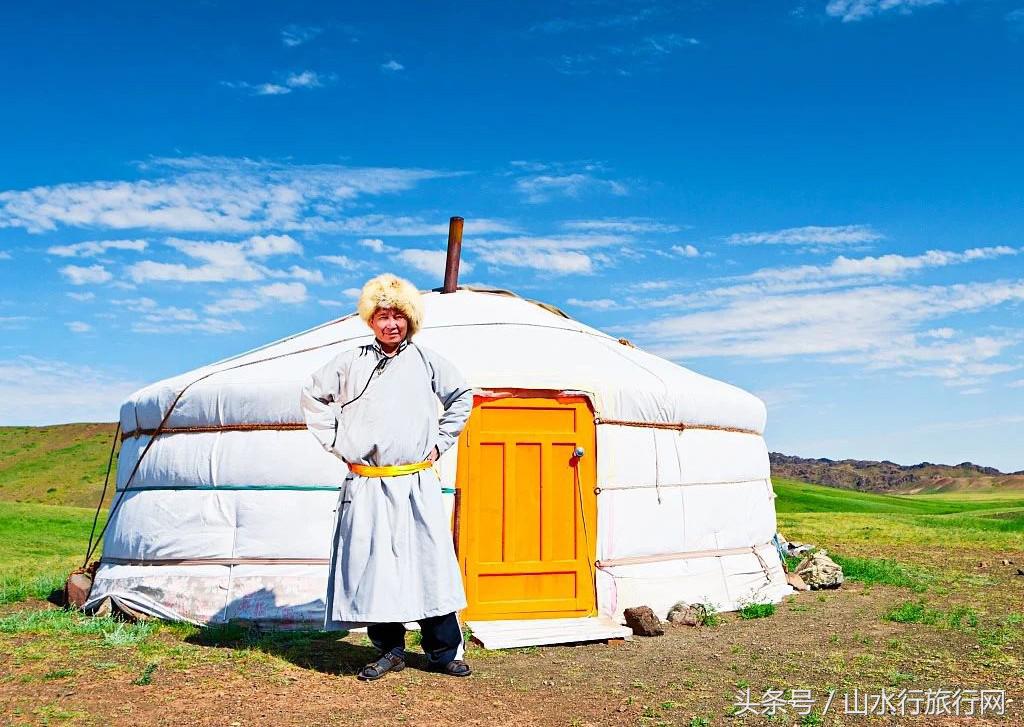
top-left (371, 338), bottom-right (410, 357)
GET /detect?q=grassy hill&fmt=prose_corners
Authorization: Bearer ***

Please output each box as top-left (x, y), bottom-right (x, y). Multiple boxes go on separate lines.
top-left (0, 424), bottom-right (119, 508)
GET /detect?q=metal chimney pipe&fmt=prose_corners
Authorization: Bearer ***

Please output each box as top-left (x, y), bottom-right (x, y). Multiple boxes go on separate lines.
top-left (442, 216), bottom-right (464, 293)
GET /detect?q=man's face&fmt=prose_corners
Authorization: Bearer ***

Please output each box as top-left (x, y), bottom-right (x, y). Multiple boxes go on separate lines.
top-left (370, 307), bottom-right (409, 346)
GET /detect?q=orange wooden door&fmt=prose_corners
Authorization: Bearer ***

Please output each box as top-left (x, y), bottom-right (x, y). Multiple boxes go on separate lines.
top-left (456, 395), bottom-right (597, 620)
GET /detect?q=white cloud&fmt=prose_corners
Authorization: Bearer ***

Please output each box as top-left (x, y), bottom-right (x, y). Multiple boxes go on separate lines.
top-left (65, 321), bottom-right (92, 333)
top-left (637, 34), bottom-right (700, 56)
top-left (204, 282), bottom-right (308, 315)
top-left (566, 297), bottom-right (619, 310)
top-left (115, 296), bottom-right (242, 334)
top-left (120, 301), bottom-right (243, 335)
top-left (381, 60), bottom-right (405, 72)
top-left (562, 218), bottom-right (684, 234)
top-left (342, 287), bottom-right (361, 298)
top-left (246, 234), bottom-right (302, 257)
top-left (826, 0), bottom-right (945, 22)
top-left (0, 356), bottom-right (140, 424)
top-left (671, 244), bottom-right (700, 258)
top-left (317, 254), bottom-right (358, 269)
top-left (285, 70), bottom-right (324, 89)
top-left (359, 238), bottom-right (388, 253)
top-left (516, 173), bottom-right (628, 204)
top-left (60, 264), bottom-right (112, 285)
top-left (0, 156), bottom-right (454, 234)
top-left (726, 224), bottom-right (882, 247)
top-left (743, 246), bottom-right (1020, 286)
top-left (274, 265), bottom-right (323, 283)
top-left (630, 279), bottom-right (1024, 387)
top-left (113, 296), bottom-right (157, 309)
top-left (47, 238), bottom-right (148, 257)
top-left (259, 282), bottom-right (308, 303)
top-left (1009, 379), bottom-right (1024, 388)
top-left (358, 237), bottom-right (402, 253)
top-left (281, 25), bottom-right (322, 47)
top-left (204, 295), bottom-right (264, 315)
top-left (472, 233), bottom-right (627, 275)
top-left (127, 234), bottom-right (314, 284)
top-left (0, 251), bottom-right (11, 260)
top-left (397, 249), bottom-right (475, 278)
top-left (129, 240), bottom-right (261, 283)
top-left (131, 317), bottom-right (245, 335)
top-left (67, 291), bottom-right (95, 301)
top-left (224, 70), bottom-right (332, 96)
top-left (254, 83), bottom-right (291, 96)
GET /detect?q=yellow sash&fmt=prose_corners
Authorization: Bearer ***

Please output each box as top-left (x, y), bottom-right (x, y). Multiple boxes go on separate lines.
top-left (348, 460), bottom-right (433, 478)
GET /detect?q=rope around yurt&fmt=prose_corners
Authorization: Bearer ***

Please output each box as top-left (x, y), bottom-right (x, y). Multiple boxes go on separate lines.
top-left (83, 422), bottom-right (121, 568)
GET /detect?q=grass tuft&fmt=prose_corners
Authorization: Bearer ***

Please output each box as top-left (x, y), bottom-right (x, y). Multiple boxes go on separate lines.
top-left (739, 603), bottom-right (776, 619)
top-left (693, 602), bottom-right (720, 627)
top-left (132, 662), bottom-right (158, 686)
top-left (883, 601), bottom-right (942, 625)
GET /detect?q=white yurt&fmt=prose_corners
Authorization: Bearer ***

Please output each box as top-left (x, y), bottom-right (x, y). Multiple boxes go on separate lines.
top-left (86, 280), bottom-right (791, 628)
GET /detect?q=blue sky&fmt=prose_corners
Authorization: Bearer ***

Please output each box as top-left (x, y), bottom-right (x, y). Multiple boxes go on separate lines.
top-left (1, 0), bottom-right (1023, 470)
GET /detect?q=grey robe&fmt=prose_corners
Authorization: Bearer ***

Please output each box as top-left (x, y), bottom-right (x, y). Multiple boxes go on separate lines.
top-left (300, 339), bottom-right (473, 627)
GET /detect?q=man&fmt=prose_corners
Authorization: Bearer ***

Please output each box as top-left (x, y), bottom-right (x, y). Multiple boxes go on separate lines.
top-left (301, 273), bottom-right (473, 680)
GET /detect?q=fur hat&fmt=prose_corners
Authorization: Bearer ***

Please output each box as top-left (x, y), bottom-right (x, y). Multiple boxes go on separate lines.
top-left (357, 273), bottom-right (424, 336)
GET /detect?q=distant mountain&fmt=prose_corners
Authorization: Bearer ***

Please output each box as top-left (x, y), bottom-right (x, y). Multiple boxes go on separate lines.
top-left (770, 452), bottom-right (1024, 494)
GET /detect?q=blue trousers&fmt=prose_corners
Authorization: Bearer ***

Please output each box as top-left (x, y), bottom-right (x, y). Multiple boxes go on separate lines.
top-left (368, 611), bottom-right (462, 666)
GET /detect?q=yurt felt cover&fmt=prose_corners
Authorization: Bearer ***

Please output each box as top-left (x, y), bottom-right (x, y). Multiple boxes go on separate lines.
top-left (86, 289), bottom-right (790, 625)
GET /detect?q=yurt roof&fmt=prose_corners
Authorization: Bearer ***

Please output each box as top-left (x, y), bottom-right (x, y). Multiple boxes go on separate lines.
top-left (120, 287), bottom-right (766, 436)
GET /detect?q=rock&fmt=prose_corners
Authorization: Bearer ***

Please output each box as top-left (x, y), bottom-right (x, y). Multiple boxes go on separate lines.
top-left (1000, 559), bottom-right (1013, 566)
top-left (786, 571), bottom-right (811, 591)
top-left (1016, 569), bottom-right (1024, 577)
top-left (795, 550), bottom-right (844, 590)
top-left (666, 602), bottom-right (699, 626)
top-left (623, 606), bottom-right (664, 636)
top-left (64, 570), bottom-right (94, 609)
top-left (979, 561), bottom-right (989, 569)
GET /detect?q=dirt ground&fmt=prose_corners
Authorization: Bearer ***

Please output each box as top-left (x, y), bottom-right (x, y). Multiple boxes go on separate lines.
top-left (2, 546), bottom-right (1022, 727)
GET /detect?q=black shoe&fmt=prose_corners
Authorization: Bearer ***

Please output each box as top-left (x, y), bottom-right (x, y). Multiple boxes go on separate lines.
top-left (426, 659), bottom-right (472, 677)
top-left (357, 651), bottom-right (406, 681)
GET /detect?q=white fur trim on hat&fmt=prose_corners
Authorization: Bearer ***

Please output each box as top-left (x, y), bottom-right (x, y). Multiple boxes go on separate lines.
top-left (357, 273), bottom-right (424, 336)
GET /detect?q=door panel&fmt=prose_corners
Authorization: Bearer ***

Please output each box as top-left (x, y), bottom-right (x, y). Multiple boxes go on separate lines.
top-left (457, 396), bottom-right (596, 620)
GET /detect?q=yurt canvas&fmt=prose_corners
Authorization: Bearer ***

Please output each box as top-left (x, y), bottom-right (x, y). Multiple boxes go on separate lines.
top-left (86, 284), bottom-right (791, 628)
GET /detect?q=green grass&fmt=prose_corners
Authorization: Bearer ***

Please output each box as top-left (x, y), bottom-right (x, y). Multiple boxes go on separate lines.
top-left (132, 662), bottom-right (158, 686)
top-left (738, 603), bottom-right (776, 619)
top-left (883, 600), bottom-right (984, 631)
top-left (0, 424), bottom-right (119, 507)
top-left (774, 478), bottom-right (1024, 550)
top-left (830, 555), bottom-right (932, 592)
top-left (0, 501), bottom-right (104, 604)
top-left (0, 608), bottom-right (155, 643)
top-left (773, 477), bottom-right (1024, 515)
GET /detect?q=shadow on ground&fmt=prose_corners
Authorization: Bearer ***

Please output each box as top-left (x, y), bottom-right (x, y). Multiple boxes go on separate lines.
top-left (185, 623), bottom-right (383, 675)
